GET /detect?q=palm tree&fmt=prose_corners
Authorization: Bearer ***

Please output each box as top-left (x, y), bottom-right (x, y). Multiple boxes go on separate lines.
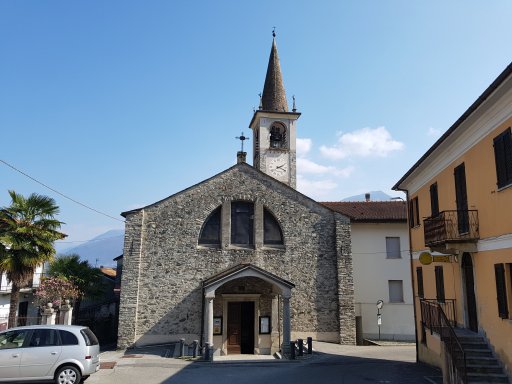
top-left (48, 254), bottom-right (106, 317)
top-left (0, 190), bottom-right (65, 328)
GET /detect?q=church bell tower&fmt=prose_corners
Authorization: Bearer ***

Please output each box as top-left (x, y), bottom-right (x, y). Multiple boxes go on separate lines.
top-left (249, 31), bottom-right (301, 188)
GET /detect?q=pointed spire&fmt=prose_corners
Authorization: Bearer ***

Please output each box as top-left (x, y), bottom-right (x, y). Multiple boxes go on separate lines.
top-left (261, 30), bottom-right (288, 112)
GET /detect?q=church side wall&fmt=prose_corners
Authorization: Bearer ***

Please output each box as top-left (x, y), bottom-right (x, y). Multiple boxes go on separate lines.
top-left (335, 216), bottom-right (356, 344)
top-left (118, 167), bottom-right (354, 347)
top-left (117, 211), bottom-right (144, 348)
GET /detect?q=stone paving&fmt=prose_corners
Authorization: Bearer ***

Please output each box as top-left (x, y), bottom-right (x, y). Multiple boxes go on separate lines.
top-left (90, 341), bottom-right (443, 384)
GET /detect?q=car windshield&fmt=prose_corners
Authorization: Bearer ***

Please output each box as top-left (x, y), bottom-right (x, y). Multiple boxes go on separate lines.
top-left (80, 328), bottom-right (99, 346)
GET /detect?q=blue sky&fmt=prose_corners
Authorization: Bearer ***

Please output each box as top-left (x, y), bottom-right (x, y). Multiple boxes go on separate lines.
top-left (1, 1), bottom-right (512, 249)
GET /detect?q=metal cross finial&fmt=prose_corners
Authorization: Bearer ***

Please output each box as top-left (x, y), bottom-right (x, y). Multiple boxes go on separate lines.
top-left (292, 95), bottom-right (296, 112)
top-left (272, 27), bottom-right (276, 38)
top-left (236, 132), bottom-right (250, 152)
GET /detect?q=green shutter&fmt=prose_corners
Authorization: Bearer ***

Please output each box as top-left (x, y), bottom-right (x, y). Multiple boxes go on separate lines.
top-left (494, 263), bottom-right (509, 319)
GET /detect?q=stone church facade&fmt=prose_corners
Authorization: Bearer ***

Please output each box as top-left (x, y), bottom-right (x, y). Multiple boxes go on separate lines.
top-left (117, 34), bottom-right (355, 355)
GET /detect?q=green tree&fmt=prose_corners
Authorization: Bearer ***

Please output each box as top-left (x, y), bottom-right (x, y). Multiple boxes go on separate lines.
top-left (48, 254), bottom-right (106, 316)
top-left (0, 190), bottom-right (65, 328)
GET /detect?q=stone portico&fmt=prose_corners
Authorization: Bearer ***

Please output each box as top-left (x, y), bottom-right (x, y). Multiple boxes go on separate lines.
top-left (203, 264), bottom-right (294, 356)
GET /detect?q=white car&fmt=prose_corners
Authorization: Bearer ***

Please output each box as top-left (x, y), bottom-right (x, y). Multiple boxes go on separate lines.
top-left (0, 324), bottom-right (100, 383)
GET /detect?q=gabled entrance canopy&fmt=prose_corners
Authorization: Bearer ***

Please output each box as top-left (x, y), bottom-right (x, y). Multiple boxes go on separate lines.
top-left (202, 263), bottom-right (295, 355)
top-left (203, 263), bottom-right (295, 299)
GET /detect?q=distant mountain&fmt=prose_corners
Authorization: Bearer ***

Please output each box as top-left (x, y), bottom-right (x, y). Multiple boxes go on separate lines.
top-left (58, 229), bottom-right (124, 268)
top-left (341, 191), bottom-right (393, 202)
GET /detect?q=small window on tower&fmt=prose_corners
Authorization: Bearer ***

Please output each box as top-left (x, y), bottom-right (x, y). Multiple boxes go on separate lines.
top-left (270, 122), bottom-right (286, 149)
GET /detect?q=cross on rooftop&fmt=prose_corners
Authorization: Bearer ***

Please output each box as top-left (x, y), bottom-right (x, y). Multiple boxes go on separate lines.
top-left (235, 132), bottom-right (250, 152)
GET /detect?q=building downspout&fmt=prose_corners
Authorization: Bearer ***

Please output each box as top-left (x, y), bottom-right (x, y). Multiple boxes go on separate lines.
top-left (397, 187), bottom-right (419, 363)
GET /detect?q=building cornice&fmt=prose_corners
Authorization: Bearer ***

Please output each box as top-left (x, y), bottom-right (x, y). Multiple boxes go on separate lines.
top-left (394, 62), bottom-right (512, 194)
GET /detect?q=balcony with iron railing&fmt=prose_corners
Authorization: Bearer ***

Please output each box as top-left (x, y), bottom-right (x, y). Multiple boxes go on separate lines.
top-left (423, 210), bottom-right (479, 250)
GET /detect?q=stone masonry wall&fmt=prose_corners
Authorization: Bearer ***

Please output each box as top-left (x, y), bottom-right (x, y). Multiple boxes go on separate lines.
top-left (117, 164), bottom-right (353, 348)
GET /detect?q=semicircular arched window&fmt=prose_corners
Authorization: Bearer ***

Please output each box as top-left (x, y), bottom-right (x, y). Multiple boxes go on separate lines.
top-left (270, 122), bottom-right (286, 149)
top-left (264, 208), bottom-right (283, 245)
top-left (199, 207), bottom-right (221, 246)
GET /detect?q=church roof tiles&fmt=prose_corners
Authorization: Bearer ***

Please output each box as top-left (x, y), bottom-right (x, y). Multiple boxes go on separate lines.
top-left (322, 201), bottom-right (407, 223)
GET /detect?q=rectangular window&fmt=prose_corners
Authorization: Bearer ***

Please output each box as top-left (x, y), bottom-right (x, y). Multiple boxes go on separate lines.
top-left (409, 197), bottom-right (420, 228)
top-left (494, 263), bottom-right (509, 319)
top-left (435, 266), bottom-right (445, 302)
top-left (231, 202), bottom-right (254, 245)
top-left (386, 237), bottom-right (401, 259)
top-left (429, 182), bottom-right (439, 217)
top-left (493, 127), bottom-right (512, 189)
top-left (389, 280), bottom-right (404, 303)
top-left (416, 267), bottom-right (424, 298)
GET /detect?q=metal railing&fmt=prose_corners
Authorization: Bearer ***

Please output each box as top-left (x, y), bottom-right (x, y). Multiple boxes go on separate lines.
top-left (423, 210), bottom-right (479, 247)
top-left (420, 299), bottom-right (456, 332)
top-left (439, 309), bottom-right (467, 384)
top-left (419, 299), bottom-right (466, 383)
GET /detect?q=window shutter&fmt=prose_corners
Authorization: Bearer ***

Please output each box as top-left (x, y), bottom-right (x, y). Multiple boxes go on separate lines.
top-left (409, 200), bottom-right (414, 228)
top-left (435, 266), bottom-right (445, 302)
top-left (494, 263), bottom-right (509, 319)
top-left (386, 237), bottom-right (401, 258)
top-left (493, 128), bottom-right (512, 188)
top-left (506, 130), bottom-right (512, 185)
top-left (389, 280), bottom-right (404, 303)
top-left (429, 183), bottom-right (439, 217)
top-left (416, 267), bottom-right (424, 298)
top-left (454, 163), bottom-right (469, 234)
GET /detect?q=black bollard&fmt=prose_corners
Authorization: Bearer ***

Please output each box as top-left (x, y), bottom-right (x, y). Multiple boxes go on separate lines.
top-left (180, 338), bottom-right (185, 357)
top-left (290, 341), bottom-right (296, 360)
top-left (297, 339), bottom-right (304, 356)
top-left (204, 342), bottom-right (210, 361)
top-left (307, 337), bottom-right (312, 354)
top-left (192, 340), bottom-right (199, 358)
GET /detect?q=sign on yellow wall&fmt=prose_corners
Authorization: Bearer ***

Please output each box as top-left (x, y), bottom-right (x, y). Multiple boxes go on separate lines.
top-left (419, 252), bottom-right (451, 265)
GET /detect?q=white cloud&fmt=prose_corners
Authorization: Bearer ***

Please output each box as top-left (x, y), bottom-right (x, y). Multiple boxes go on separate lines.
top-left (427, 127), bottom-right (442, 137)
top-left (297, 175), bottom-right (338, 199)
top-left (296, 138), bottom-right (312, 157)
top-left (320, 126), bottom-right (404, 160)
top-left (297, 158), bottom-right (354, 177)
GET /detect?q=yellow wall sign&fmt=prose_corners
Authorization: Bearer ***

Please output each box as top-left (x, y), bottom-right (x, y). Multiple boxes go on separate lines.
top-left (419, 252), bottom-right (451, 264)
top-left (419, 252), bottom-right (432, 265)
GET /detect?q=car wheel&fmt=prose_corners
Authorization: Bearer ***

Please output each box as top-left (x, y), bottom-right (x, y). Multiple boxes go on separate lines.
top-left (55, 365), bottom-right (82, 384)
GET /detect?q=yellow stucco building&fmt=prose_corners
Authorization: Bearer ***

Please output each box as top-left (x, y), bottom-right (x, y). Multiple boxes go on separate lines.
top-left (394, 63), bottom-right (512, 383)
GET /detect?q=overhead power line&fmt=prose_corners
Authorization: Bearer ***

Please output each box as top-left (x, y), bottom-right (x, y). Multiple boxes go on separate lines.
top-left (0, 159), bottom-right (125, 223)
top-left (57, 234), bottom-right (124, 244)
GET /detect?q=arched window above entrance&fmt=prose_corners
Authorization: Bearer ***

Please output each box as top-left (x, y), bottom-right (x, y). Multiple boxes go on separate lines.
top-left (263, 208), bottom-right (283, 245)
top-left (199, 207), bottom-right (221, 246)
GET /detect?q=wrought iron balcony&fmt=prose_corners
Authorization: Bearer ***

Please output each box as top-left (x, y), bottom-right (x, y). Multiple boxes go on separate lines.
top-left (423, 210), bottom-right (479, 247)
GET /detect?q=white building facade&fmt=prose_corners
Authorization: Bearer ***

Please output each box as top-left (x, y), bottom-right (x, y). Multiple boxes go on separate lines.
top-left (0, 265), bottom-right (45, 330)
top-left (323, 200), bottom-right (415, 341)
